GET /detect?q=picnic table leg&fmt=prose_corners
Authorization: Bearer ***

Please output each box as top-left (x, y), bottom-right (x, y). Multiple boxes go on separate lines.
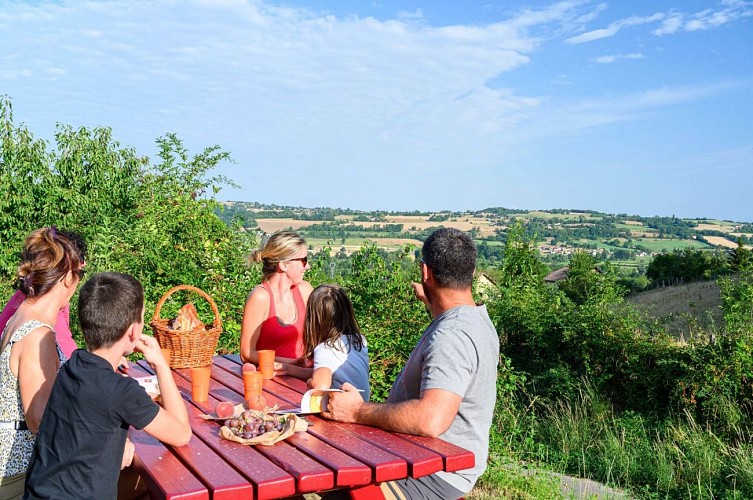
top-left (348, 484), bottom-right (384, 499)
top-left (118, 465), bottom-right (149, 500)
top-left (345, 483), bottom-right (466, 500)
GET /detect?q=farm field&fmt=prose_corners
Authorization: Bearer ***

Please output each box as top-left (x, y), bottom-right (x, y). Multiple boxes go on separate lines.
top-left (631, 238), bottom-right (711, 251)
top-left (704, 236), bottom-right (741, 248)
top-left (335, 214), bottom-right (499, 236)
top-left (228, 203), bottom-right (752, 258)
top-left (306, 237), bottom-right (423, 255)
top-left (255, 218), bottom-right (314, 233)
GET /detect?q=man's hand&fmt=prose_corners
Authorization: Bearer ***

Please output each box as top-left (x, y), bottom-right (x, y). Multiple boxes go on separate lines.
top-left (322, 382), bottom-right (364, 423)
top-left (411, 282), bottom-right (429, 306)
top-left (121, 438), bottom-right (135, 469)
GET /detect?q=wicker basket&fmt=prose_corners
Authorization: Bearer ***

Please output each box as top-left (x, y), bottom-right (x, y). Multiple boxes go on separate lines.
top-left (150, 285), bottom-right (222, 368)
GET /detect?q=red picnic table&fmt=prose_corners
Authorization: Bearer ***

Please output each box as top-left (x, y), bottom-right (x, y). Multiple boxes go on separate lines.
top-left (126, 354), bottom-right (474, 500)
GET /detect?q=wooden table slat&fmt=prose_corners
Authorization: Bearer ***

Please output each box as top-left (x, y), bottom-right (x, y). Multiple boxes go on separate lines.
top-left (129, 429), bottom-right (209, 500)
top-left (304, 415), bottom-right (407, 483)
top-left (132, 362), bottom-right (297, 499)
top-left (213, 358), bottom-right (416, 482)
top-left (127, 364), bottom-right (255, 499)
top-left (393, 433), bottom-right (476, 472)
top-left (327, 423), bottom-right (443, 478)
top-left (167, 364), bottom-right (335, 494)
top-left (212, 355), bottom-right (244, 377)
top-left (181, 361), bottom-right (373, 488)
top-left (285, 432), bottom-right (372, 487)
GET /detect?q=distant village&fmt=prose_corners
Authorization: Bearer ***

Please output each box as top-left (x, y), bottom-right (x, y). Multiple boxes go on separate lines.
top-left (538, 245), bottom-right (652, 258)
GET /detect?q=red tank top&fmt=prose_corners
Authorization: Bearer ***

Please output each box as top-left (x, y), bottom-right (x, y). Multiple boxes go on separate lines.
top-left (255, 282), bottom-right (306, 359)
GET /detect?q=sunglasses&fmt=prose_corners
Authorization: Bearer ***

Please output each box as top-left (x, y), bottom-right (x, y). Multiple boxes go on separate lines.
top-left (286, 256), bottom-right (308, 266)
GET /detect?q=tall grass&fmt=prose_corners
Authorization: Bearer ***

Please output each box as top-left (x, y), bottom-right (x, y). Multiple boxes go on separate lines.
top-left (486, 379), bottom-right (753, 499)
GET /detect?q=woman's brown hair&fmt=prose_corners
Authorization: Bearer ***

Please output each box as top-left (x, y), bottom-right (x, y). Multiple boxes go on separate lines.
top-left (17, 227), bottom-right (86, 298)
top-left (303, 284), bottom-right (363, 358)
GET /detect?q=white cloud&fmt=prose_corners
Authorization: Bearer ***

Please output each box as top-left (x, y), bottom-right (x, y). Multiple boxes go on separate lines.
top-left (654, 3), bottom-right (753, 36)
top-left (0, 0), bottom-right (578, 184)
top-left (654, 14), bottom-right (683, 35)
top-left (514, 81), bottom-right (743, 141)
top-left (570, 2), bottom-right (753, 43)
top-left (591, 52), bottom-right (644, 64)
top-left (397, 9), bottom-right (423, 20)
top-left (566, 26), bottom-right (618, 43)
top-left (566, 13), bottom-right (663, 44)
top-left (0, 69), bottom-right (33, 79)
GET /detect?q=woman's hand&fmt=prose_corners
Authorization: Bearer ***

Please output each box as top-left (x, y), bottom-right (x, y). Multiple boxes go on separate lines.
top-left (291, 355), bottom-right (313, 368)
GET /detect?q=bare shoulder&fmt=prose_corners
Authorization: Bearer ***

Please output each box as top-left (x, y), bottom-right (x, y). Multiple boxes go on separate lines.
top-left (16, 323), bottom-right (55, 343)
top-left (246, 284), bottom-right (270, 306)
top-left (298, 281), bottom-right (314, 302)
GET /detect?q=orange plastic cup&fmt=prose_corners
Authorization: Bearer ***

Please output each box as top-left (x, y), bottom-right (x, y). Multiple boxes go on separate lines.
top-left (190, 365), bottom-right (212, 402)
top-left (258, 350), bottom-right (275, 380)
top-left (243, 371), bottom-right (264, 401)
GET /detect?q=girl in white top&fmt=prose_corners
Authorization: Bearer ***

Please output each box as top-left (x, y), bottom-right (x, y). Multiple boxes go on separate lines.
top-left (304, 285), bottom-right (370, 402)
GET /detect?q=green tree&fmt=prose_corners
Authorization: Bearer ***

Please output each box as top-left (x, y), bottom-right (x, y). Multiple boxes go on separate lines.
top-left (342, 243), bottom-right (427, 401)
top-left (558, 252), bottom-right (624, 306)
top-left (498, 222), bottom-right (549, 288)
top-left (0, 97), bottom-right (256, 350)
top-left (730, 238), bottom-right (752, 272)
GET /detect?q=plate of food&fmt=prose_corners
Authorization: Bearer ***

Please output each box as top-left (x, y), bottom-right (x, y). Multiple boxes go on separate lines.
top-left (202, 401), bottom-right (308, 446)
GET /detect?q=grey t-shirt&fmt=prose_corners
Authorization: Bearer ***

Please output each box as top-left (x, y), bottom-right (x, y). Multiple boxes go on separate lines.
top-left (387, 304), bottom-right (499, 493)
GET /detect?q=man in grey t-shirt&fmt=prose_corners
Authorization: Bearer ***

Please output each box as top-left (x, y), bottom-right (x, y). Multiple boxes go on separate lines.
top-left (325, 228), bottom-right (500, 499)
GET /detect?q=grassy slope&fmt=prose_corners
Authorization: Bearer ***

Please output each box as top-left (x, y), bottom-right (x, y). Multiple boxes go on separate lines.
top-left (626, 280), bottom-right (723, 341)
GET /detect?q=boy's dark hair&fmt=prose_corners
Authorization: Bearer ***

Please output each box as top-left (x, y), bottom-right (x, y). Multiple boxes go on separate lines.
top-left (78, 272), bottom-right (144, 350)
top-left (422, 228), bottom-right (477, 289)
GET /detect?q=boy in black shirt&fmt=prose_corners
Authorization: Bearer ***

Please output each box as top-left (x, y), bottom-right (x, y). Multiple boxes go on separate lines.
top-left (24, 272), bottom-right (191, 499)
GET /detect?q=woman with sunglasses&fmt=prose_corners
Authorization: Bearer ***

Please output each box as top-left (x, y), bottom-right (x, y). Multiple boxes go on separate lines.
top-left (0, 227), bottom-right (86, 499)
top-left (241, 230), bottom-right (313, 379)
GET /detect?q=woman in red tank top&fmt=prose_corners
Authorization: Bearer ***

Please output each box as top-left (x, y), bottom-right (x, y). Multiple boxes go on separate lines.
top-left (240, 231), bottom-right (314, 379)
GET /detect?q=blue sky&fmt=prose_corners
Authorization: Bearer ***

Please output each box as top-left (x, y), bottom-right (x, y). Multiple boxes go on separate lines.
top-left (2, 0), bottom-right (752, 221)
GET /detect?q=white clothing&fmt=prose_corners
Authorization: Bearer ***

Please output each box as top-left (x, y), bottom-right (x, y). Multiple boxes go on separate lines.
top-left (313, 335), bottom-right (370, 401)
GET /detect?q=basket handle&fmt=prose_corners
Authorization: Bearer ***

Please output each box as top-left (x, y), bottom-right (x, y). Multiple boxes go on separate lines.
top-left (151, 285), bottom-right (222, 330)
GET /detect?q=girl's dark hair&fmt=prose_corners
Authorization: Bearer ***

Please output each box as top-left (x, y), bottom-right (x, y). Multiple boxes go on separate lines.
top-left (17, 227), bottom-right (86, 298)
top-left (303, 284), bottom-right (363, 357)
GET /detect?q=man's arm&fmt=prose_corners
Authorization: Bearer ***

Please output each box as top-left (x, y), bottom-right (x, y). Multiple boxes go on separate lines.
top-left (324, 383), bottom-right (461, 437)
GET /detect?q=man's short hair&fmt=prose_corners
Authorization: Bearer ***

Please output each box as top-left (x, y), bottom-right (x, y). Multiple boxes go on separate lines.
top-left (422, 228), bottom-right (477, 289)
top-left (78, 272), bottom-right (144, 350)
